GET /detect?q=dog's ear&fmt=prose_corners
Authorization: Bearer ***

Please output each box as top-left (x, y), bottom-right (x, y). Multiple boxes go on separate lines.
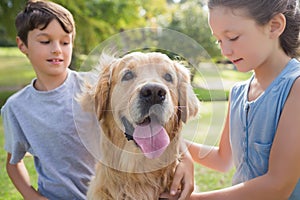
top-left (175, 62), bottom-right (200, 123)
top-left (78, 54), bottom-right (116, 120)
top-left (93, 54), bottom-right (118, 120)
top-left (94, 64), bottom-right (112, 120)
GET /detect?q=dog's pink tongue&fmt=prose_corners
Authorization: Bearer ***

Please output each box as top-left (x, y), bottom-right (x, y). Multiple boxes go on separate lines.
top-left (133, 119), bottom-right (170, 159)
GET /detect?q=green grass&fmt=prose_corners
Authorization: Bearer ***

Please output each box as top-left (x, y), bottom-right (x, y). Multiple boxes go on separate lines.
top-left (0, 47), bottom-right (35, 109)
top-left (0, 117), bottom-right (38, 199)
top-left (0, 47), bottom-right (35, 88)
top-left (194, 87), bottom-right (229, 101)
top-left (183, 101), bottom-right (235, 191)
top-left (0, 103), bottom-right (234, 198)
top-left (183, 101), bottom-right (228, 145)
top-left (0, 47), bottom-right (37, 199)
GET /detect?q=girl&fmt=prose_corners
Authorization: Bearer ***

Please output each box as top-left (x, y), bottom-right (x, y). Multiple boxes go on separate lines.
top-left (187, 0), bottom-right (300, 199)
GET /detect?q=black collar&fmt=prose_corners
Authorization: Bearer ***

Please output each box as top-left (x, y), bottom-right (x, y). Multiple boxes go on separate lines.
top-left (124, 132), bottom-right (134, 141)
top-left (121, 117), bottom-right (135, 141)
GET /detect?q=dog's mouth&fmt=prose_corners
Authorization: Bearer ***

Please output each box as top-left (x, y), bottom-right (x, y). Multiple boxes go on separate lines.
top-left (121, 115), bottom-right (170, 159)
top-left (136, 116), bottom-right (151, 126)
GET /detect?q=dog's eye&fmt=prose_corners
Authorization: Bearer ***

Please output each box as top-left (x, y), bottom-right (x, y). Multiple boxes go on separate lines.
top-left (164, 73), bottom-right (173, 83)
top-left (122, 71), bottom-right (135, 81)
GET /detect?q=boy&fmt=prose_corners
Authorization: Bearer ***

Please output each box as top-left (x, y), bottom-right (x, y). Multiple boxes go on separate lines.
top-left (2, 1), bottom-right (196, 199)
top-left (1, 1), bottom-right (96, 199)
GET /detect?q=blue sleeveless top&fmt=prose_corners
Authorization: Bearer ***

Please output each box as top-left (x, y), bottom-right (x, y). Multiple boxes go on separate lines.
top-left (230, 58), bottom-right (300, 199)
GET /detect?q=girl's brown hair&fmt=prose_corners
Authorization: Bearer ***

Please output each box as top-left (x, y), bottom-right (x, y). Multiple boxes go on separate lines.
top-left (208, 0), bottom-right (300, 58)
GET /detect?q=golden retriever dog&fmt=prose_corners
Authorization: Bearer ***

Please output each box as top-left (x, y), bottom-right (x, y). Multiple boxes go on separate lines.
top-left (80, 51), bottom-right (199, 200)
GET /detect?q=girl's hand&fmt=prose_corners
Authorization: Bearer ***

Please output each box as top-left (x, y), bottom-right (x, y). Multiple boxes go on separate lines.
top-left (161, 151), bottom-right (194, 200)
top-left (160, 190), bottom-right (181, 200)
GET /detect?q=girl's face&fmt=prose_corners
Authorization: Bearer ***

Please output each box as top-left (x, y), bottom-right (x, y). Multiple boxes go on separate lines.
top-left (208, 6), bottom-right (275, 72)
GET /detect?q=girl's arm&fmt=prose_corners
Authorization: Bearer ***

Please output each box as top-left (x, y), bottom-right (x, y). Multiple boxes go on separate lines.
top-left (6, 153), bottom-right (48, 200)
top-left (190, 78), bottom-right (300, 200)
top-left (186, 101), bottom-right (233, 173)
top-left (160, 101), bottom-right (233, 200)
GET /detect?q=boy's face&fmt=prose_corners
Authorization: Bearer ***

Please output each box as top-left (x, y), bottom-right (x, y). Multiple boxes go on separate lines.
top-left (17, 19), bottom-right (73, 82)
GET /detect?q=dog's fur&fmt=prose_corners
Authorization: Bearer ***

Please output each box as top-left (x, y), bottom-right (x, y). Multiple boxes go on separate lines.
top-left (80, 52), bottom-right (199, 200)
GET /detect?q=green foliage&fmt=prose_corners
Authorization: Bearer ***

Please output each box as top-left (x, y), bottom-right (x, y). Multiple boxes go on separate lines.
top-left (0, 0), bottom-right (224, 59)
top-left (53, 0), bottom-right (160, 54)
top-left (0, 47), bottom-right (252, 108)
top-left (0, 0), bottom-right (27, 46)
top-left (165, 1), bottom-right (221, 59)
top-left (0, 91), bottom-right (15, 109)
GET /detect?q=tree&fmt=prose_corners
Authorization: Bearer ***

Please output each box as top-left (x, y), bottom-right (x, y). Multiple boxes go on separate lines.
top-left (0, 0), bottom-right (220, 60)
top-left (53, 0), bottom-right (149, 54)
top-left (0, 0), bottom-right (26, 46)
top-left (164, 0), bottom-right (221, 59)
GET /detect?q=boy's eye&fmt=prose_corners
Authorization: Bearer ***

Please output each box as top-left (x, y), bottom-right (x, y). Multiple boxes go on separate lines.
top-left (62, 42), bottom-right (70, 45)
top-left (40, 41), bottom-right (50, 44)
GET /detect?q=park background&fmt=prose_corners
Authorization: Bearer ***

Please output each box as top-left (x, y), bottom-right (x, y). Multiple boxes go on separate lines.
top-left (0, 0), bottom-right (252, 199)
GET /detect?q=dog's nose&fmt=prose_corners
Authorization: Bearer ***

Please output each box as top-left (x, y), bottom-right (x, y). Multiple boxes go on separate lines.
top-left (140, 84), bottom-right (166, 104)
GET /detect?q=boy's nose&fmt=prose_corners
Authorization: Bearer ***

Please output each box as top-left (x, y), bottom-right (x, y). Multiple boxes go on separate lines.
top-left (51, 42), bottom-right (62, 54)
top-left (51, 49), bottom-right (61, 54)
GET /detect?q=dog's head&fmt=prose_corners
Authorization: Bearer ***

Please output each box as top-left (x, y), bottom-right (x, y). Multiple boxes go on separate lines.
top-left (80, 52), bottom-right (199, 159)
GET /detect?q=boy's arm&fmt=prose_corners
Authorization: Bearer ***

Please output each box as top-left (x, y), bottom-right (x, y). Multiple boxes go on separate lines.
top-left (6, 153), bottom-right (48, 200)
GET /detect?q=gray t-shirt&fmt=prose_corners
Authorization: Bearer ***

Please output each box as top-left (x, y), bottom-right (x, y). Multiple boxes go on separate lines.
top-left (1, 69), bottom-right (96, 200)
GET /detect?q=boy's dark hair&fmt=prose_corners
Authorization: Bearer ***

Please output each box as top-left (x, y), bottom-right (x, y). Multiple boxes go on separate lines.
top-left (208, 0), bottom-right (300, 58)
top-left (15, 0), bottom-right (76, 46)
